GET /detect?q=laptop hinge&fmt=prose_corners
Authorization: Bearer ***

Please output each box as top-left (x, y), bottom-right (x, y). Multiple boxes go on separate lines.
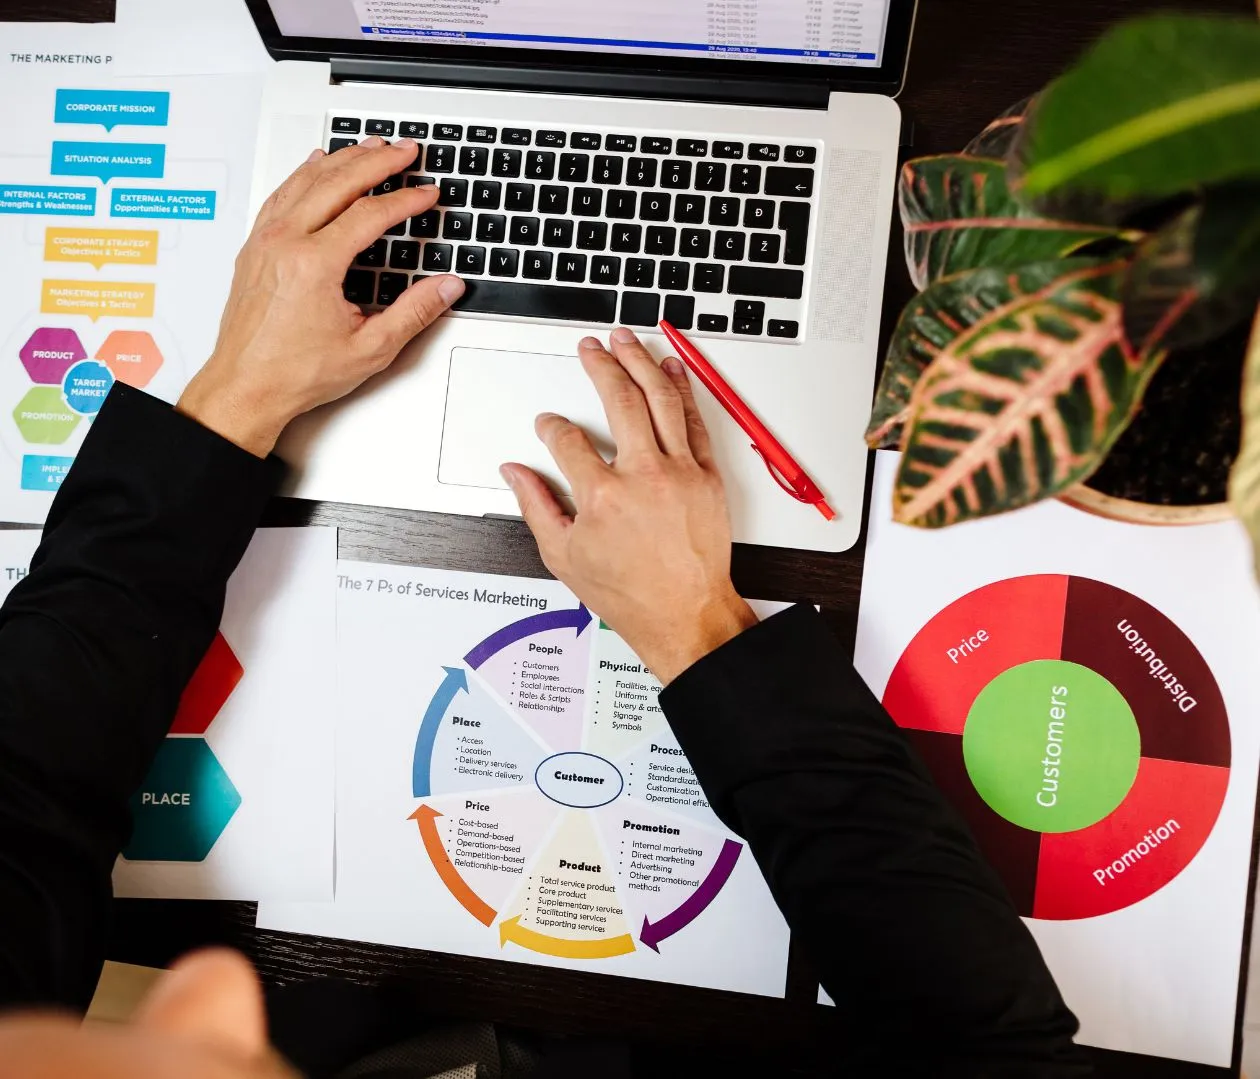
top-left (327, 56), bottom-right (830, 110)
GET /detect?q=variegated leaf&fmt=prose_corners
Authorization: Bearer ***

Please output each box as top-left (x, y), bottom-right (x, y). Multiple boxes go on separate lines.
top-left (900, 155), bottom-right (1123, 289)
top-left (1228, 307), bottom-right (1260, 579)
top-left (963, 96), bottom-right (1033, 160)
top-left (893, 260), bottom-right (1165, 527)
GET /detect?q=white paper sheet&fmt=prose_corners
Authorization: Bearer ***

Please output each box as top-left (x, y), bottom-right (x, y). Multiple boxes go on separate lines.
top-left (259, 562), bottom-right (792, 998)
top-left (0, 21), bottom-right (118, 76)
top-left (850, 452), bottom-right (1260, 1067)
top-left (112, 0), bottom-right (271, 77)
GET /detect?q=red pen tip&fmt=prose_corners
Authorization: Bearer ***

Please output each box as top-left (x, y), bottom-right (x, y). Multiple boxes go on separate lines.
top-left (815, 499), bottom-right (836, 521)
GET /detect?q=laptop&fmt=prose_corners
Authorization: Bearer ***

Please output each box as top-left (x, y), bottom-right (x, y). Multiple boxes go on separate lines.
top-left (243, 0), bottom-right (917, 552)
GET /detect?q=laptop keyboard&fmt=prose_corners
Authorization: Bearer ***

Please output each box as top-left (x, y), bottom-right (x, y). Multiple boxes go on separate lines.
top-left (328, 115), bottom-right (817, 340)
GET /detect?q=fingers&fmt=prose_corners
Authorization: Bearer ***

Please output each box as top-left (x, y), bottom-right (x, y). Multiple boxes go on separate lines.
top-left (577, 337), bottom-right (659, 460)
top-left (500, 463), bottom-right (571, 559)
top-left (535, 412), bottom-right (609, 493)
top-left (360, 274), bottom-right (465, 355)
top-left (662, 356), bottom-right (715, 467)
top-left (606, 327), bottom-right (691, 456)
top-left (322, 183), bottom-right (440, 261)
top-left (291, 137), bottom-right (423, 232)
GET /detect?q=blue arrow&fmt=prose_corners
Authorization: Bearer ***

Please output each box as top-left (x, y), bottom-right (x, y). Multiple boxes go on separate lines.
top-left (463, 604), bottom-right (593, 670)
top-left (411, 666), bottom-right (468, 797)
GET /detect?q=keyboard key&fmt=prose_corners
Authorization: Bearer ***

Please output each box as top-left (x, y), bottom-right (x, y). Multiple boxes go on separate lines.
top-left (728, 266), bottom-right (804, 299)
top-left (540, 185), bottom-right (569, 214)
top-left (662, 161), bottom-right (692, 189)
top-left (620, 291), bottom-right (661, 326)
top-left (693, 264), bottom-right (724, 292)
top-left (768, 319), bottom-right (799, 338)
top-left (611, 223), bottom-right (642, 253)
top-left (476, 214), bottom-right (507, 243)
top-left (557, 252), bottom-right (587, 282)
top-left (442, 212), bottom-right (473, 240)
top-left (400, 121), bottom-right (429, 138)
top-left (698, 314), bottom-right (728, 332)
top-left (426, 144), bottom-right (455, 173)
top-left (572, 188), bottom-right (602, 216)
top-left (715, 231), bottom-right (746, 261)
top-left (663, 294), bottom-right (695, 330)
top-left (778, 201), bottom-right (811, 265)
top-left (452, 280), bottom-right (616, 322)
top-left (406, 175), bottom-right (436, 187)
top-left (640, 192), bottom-right (670, 220)
top-left (459, 146), bottom-right (489, 175)
top-left (410, 211), bottom-right (440, 238)
top-left (607, 134), bottom-right (637, 152)
top-left (645, 226), bottom-right (676, 256)
top-left (374, 173), bottom-right (406, 195)
top-left (355, 239), bottom-right (387, 267)
top-left (730, 164), bottom-right (762, 194)
top-left (572, 132), bottom-right (602, 150)
top-left (744, 199), bottom-right (774, 228)
top-left (785, 145), bottom-right (817, 164)
top-left (735, 300), bottom-right (766, 321)
top-left (626, 158), bottom-right (658, 187)
top-left (673, 194), bottom-right (705, 223)
top-left (510, 216), bottom-right (541, 245)
top-left (606, 189), bottom-right (637, 218)
top-left (559, 154), bottom-right (589, 183)
top-left (749, 143), bottom-right (780, 161)
top-left (366, 119), bottom-right (395, 136)
top-left (677, 139), bottom-right (708, 157)
top-left (468, 125), bottom-right (497, 143)
top-left (625, 258), bottom-right (655, 288)
top-left (749, 232), bottom-right (781, 263)
top-left (343, 269), bottom-right (375, 304)
top-left (766, 166), bottom-right (814, 198)
top-left (385, 220), bottom-right (406, 237)
top-left (434, 123), bottom-right (463, 141)
top-left (329, 137), bottom-right (358, 152)
top-left (680, 229), bottom-right (711, 259)
top-left (658, 260), bottom-right (689, 291)
top-left (593, 156), bottom-right (623, 185)
top-left (377, 272), bottom-right (409, 304)
top-left (734, 318), bottom-right (761, 336)
top-left (389, 241), bottom-right (421, 270)
top-left (506, 183), bottom-right (536, 212)
top-left (457, 245), bottom-right (487, 274)
top-left (472, 181), bottom-right (502, 209)
top-left (543, 219), bottom-right (574, 248)
top-left (489, 247), bottom-right (519, 277)
top-left (526, 151), bottom-right (556, 180)
top-left (332, 116), bottom-right (361, 134)
top-left (493, 148), bottom-right (523, 177)
top-left (708, 197), bottom-right (739, 226)
top-left (422, 244), bottom-right (453, 272)
top-left (502, 128), bottom-right (532, 145)
top-left (536, 130), bottom-right (566, 147)
top-left (713, 141), bottom-right (744, 159)
top-left (523, 250), bottom-right (554, 279)
top-left (577, 221), bottom-right (609, 251)
top-left (641, 137), bottom-right (672, 155)
top-left (438, 178), bottom-right (468, 206)
top-left (590, 256), bottom-right (621, 285)
top-left (696, 162), bottom-right (727, 191)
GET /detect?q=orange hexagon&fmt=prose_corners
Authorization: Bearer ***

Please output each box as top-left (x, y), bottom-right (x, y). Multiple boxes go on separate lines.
top-left (96, 330), bottom-right (164, 389)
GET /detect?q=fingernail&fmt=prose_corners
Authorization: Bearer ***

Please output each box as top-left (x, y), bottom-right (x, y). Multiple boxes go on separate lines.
top-left (578, 336), bottom-right (601, 350)
top-left (396, 137), bottom-right (417, 150)
top-left (438, 275), bottom-right (465, 304)
top-left (306, 147), bottom-right (325, 162)
top-left (499, 465), bottom-right (516, 487)
top-left (362, 135), bottom-right (385, 147)
top-left (612, 327), bottom-right (637, 344)
top-left (662, 356), bottom-right (684, 376)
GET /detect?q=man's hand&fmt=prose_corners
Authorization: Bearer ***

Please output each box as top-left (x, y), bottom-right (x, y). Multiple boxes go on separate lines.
top-left (501, 328), bottom-right (757, 685)
top-left (177, 137), bottom-right (465, 457)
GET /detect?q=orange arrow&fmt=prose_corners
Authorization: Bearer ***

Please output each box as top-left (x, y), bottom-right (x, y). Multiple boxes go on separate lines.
top-left (408, 805), bottom-right (496, 926)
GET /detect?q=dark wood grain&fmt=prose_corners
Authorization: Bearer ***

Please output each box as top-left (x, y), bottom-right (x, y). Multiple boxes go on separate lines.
top-left (3, 1), bottom-right (1255, 1074)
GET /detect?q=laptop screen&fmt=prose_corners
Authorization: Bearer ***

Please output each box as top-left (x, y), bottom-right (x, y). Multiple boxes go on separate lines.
top-left (265, 0), bottom-right (896, 70)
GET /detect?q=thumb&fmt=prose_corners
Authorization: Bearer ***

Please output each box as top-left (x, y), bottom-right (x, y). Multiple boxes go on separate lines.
top-left (500, 463), bottom-right (571, 562)
top-left (362, 274), bottom-right (465, 353)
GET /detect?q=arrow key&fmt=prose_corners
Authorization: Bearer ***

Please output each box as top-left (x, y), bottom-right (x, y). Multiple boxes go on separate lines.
top-left (765, 166), bottom-right (815, 198)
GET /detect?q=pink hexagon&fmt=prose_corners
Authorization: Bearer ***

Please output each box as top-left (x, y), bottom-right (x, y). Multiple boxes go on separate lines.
top-left (20, 328), bottom-right (85, 385)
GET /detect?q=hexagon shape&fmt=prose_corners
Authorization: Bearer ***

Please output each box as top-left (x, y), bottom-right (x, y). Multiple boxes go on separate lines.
top-left (96, 329), bottom-right (164, 389)
top-left (170, 631), bottom-right (243, 735)
top-left (123, 737), bottom-right (241, 861)
top-left (62, 360), bottom-right (114, 416)
top-left (13, 386), bottom-right (82, 444)
top-left (20, 328), bottom-right (85, 384)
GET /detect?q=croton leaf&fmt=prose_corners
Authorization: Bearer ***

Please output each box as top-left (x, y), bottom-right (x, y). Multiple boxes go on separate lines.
top-left (1123, 181), bottom-right (1260, 354)
top-left (892, 260), bottom-right (1165, 527)
top-left (900, 155), bottom-right (1122, 290)
top-left (1228, 307), bottom-right (1260, 579)
top-left (963, 96), bottom-right (1033, 160)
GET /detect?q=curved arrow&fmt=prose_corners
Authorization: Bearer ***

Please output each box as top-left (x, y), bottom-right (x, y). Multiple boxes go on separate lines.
top-left (409, 805), bottom-right (496, 926)
top-left (640, 839), bottom-right (742, 952)
top-left (463, 603), bottom-right (592, 670)
top-left (499, 915), bottom-right (635, 958)
top-left (411, 666), bottom-right (468, 797)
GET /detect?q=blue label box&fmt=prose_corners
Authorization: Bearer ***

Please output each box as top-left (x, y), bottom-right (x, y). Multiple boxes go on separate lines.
top-left (51, 141), bottom-right (166, 184)
top-left (21, 455), bottom-right (74, 492)
top-left (0, 184), bottom-right (96, 216)
top-left (55, 89), bottom-right (170, 132)
top-left (111, 187), bottom-right (216, 220)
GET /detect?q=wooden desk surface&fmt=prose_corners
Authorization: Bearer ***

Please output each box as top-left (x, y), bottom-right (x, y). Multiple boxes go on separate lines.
top-left (4, 1), bottom-right (1256, 1074)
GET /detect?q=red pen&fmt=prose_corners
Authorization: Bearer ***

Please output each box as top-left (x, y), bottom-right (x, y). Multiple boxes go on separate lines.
top-left (659, 320), bottom-right (835, 521)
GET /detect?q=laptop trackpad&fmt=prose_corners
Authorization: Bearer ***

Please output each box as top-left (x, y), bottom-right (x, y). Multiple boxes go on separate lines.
top-left (439, 347), bottom-right (615, 495)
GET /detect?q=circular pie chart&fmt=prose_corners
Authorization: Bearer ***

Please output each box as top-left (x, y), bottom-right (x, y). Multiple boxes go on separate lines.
top-left (883, 575), bottom-right (1230, 920)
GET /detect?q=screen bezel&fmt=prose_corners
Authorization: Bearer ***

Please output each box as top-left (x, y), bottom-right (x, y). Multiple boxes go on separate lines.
top-left (243, 0), bottom-right (918, 97)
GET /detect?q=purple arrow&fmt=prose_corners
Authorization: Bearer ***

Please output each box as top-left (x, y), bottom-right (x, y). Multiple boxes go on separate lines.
top-left (640, 838), bottom-right (742, 952)
top-left (464, 603), bottom-right (592, 669)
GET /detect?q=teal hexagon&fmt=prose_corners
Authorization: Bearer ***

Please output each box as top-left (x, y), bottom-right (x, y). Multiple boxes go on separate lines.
top-left (123, 737), bottom-right (241, 861)
top-left (13, 386), bottom-right (82, 445)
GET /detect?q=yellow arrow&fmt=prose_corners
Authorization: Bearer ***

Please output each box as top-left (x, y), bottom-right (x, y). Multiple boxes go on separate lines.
top-left (498, 915), bottom-right (636, 959)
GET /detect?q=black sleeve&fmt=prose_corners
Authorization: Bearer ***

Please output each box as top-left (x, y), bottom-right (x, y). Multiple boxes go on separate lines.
top-left (659, 604), bottom-right (1090, 1075)
top-left (0, 385), bottom-right (282, 1011)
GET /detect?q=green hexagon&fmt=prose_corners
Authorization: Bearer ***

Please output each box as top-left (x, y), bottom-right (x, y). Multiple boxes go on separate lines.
top-left (13, 386), bottom-right (82, 445)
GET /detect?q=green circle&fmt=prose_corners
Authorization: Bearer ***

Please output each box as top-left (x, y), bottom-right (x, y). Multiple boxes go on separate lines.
top-left (962, 659), bottom-right (1140, 833)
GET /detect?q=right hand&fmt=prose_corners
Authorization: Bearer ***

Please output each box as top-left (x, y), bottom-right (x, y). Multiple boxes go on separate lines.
top-left (501, 329), bottom-right (757, 685)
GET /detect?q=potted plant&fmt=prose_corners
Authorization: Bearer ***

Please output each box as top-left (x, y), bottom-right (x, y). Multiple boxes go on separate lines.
top-left (865, 13), bottom-right (1260, 547)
